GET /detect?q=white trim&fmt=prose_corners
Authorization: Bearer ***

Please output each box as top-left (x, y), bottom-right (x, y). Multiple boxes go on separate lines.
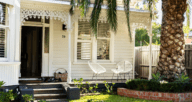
top-left (74, 21), bottom-right (114, 63)
top-left (133, 29), bottom-right (136, 79)
top-left (22, 0), bottom-right (149, 13)
top-left (49, 18), bottom-right (53, 76)
top-left (0, 0), bottom-right (14, 5)
top-left (67, 13), bottom-right (72, 83)
top-left (110, 31), bottom-right (114, 63)
top-left (0, 25), bottom-right (9, 28)
top-left (0, 62), bottom-right (21, 65)
top-left (9, 5), bottom-right (16, 62)
top-left (73, 62), bottom-right (116, 65)
top-left (74, 21), bottom-right (78, 63)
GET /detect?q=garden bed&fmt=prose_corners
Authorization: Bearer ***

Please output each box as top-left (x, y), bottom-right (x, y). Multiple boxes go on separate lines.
top-left (117, 88), bottom-right (192, 102)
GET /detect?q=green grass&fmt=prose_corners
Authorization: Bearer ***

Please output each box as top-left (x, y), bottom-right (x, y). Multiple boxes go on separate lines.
top-left (69, 95), bottom-right (172, 102)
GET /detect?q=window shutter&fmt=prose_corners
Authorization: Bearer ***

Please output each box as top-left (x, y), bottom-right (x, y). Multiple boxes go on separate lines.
top-left (98, 23), bottom-right (110, 38)
top-left (78, 21), bottom-right (91, 40)
top-left (77, 42), bottom-right (91, 60)
top-left (0, 3), bottom-right (6, 25)
top-left (77, 21), bottom-right (92, 60)
top-left (0, 3), bottom-right (6, 58)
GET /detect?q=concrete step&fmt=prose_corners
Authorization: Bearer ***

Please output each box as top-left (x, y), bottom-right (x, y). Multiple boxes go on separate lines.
top-left (34, 88), bottom-right (64, 94)
top-left (34, 93), bottom-right (67, 99)
top-left (25, 84), bottom-right (63, 89)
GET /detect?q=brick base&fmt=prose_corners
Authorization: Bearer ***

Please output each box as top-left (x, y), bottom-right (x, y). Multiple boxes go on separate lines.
top-left (117, 88), bottom-right (192, 102)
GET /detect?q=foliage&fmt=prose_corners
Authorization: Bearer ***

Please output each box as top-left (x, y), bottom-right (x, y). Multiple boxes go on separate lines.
top-left (0, 81), bottom-right (5, 88)
top-left (103, 81), bottom-right (115, 94)
top-left (73, 78), bottom-right (98, 94)
top-left (126, 79), bottom-right (192, 93)
top-left (0, 81), bottom-right (18, 102)
top-left (0, 90), bottom-right (18, 102)
top-left (174, 73), bottom-right (190, 83)
top-left (107, 0), bottom-right (117, 33)
top-left (143, 0), bottom-right (159, 20)
top-left (69, 0), bottom-right (154, 41)
top-left (124, 0), bottom-right (132, 41)
top-left (90, 0), bottom-right (103, 36)
top-left (183, 26), bottom-right (191, 38)
top-left (135, 22), bottom-right (161, 46)
top-left (151, 72), bottom-right (166, 82)
top-left (69, 94), bottom-right (171, 102)
top-left (22, 94), bottom-right (35, 102)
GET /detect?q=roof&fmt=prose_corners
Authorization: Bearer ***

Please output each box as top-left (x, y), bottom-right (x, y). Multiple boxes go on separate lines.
top-left (24, 0), bottom-right (149, 13)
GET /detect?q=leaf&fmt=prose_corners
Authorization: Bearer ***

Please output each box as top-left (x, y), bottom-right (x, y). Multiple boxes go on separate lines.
top-left (124, 0), bottom-right (132, 41)
top-left (107, 0), bottom-right (117, 32)
top-left (90, 0), bottom-right (103, 37)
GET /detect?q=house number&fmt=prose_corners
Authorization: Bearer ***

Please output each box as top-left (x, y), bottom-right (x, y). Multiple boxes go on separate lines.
top-left (62, 35), bottom-right (65, 38)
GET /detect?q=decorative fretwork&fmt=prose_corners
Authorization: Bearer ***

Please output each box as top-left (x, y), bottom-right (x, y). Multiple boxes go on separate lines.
top-left (20, 9), bottom-right (68, 25)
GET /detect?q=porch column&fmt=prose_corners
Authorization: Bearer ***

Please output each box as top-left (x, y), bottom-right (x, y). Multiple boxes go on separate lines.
top-left (67, 13), bottom-right (72, 83)
top-left (148, 22), bottom-right (153, 80)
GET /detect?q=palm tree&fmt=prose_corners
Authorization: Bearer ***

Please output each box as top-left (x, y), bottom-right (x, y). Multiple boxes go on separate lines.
top-left (70, 0), bottom-right (188, 81)
top-left (156, 0), bottom-right (188, 81)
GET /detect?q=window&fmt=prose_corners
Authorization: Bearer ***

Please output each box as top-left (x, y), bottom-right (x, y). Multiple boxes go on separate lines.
top-left (77, 21), bottom-right (92, 60)
top-left (97, 23), bottom-right (110, 60)
top-left (76, 20), bottom-right (111, 62)
top-left (0, 2), bottom-right (8, 58)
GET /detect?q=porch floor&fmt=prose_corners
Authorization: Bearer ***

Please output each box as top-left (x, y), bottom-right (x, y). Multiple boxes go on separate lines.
top-left (19, 79), bottom-right (127, 85)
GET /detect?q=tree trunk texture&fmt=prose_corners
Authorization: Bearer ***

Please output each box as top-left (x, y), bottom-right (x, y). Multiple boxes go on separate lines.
top-left (157, 0), bottom-right (187, 80)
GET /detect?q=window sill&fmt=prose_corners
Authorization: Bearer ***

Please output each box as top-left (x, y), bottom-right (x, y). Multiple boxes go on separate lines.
top-left (73, 62), bottom-right (116, 65)
top-left (0, 62), bottom-right (21, 66)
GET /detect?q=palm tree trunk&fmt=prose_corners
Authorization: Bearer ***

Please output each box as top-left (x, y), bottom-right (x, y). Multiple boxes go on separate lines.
top-left (157, 0), bottom-right (187, 80)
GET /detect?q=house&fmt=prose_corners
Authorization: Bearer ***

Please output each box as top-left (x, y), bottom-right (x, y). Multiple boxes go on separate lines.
top-left (0, 0), bottom-right (151, 86)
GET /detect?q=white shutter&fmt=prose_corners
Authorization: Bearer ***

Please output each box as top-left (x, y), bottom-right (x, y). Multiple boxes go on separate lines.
top-left (0, 3), bottom-right (6, 25)
top-left (78, 21), bottom-right (91, 40)
top-left (77, 42), bottom-right (91, 60)
top-left (98, 22), bottom-right (110, 38)
top-left (77, 21), bottom-right (92, 60)
top-left (0, 3), bottom-right (6, 58)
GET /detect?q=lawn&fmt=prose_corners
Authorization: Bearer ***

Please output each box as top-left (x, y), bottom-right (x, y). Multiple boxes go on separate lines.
top-left (69, 95), bottom-right (172, 102)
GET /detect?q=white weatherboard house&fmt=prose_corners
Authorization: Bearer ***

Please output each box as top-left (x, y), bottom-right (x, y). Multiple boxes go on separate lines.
top-left (0, 0), bottom-right (151, 86)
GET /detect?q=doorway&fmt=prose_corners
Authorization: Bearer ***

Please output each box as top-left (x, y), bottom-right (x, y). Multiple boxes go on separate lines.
top-left (21, 26), bottom-right (42, 77)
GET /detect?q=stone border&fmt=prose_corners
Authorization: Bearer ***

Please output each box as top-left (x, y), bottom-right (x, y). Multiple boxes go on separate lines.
top-left (117, 88), bottom-right (192, 102)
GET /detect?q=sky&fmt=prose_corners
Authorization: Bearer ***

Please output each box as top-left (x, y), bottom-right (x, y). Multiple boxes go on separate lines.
top-left (139, 0), bottom-right (190, 28)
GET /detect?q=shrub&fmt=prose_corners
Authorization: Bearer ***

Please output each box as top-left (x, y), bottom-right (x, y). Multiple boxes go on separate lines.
top-left (0, 81), bottom-right (5, 88)
top-left (73, 78), bottom-right (99, 94)
top-left (0, 90), bottom-right (18, 102)
top-left (151, 72), bottom-right (166, 82)
top-left (174, 73), bottom-right (190, 83)
top-left (103, 81), bottom-right (115, 94)
top-left (22, 94), bottom-right (35, 102)
top-left (0, 81), bottom-right (18, 102)
top-left (126, 79), bottom-right (192, 93)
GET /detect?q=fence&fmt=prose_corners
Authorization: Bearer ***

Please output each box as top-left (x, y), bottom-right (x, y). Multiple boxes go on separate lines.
top-left (185, 44), bottom-right (192, 78)
top-left (135, 45), bottom-right (160, 78)
top-left (135, 45), bottom-right (192, 79)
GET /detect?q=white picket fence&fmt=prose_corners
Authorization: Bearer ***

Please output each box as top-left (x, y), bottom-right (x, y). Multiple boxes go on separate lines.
top-left (135, 45), bottom-right (160, 78)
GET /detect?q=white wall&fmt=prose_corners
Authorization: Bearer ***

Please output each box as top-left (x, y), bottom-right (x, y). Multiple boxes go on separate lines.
top-left (50, 14), bottom-right (134, 80)
top-left (0, 0), bottom-right (21, 86)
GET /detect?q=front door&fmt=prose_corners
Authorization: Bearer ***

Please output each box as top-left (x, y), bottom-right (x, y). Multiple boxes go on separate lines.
top-left (21, 26), bottom-right (42, 77)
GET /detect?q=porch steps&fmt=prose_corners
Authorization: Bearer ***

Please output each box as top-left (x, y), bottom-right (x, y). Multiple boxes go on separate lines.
top-left (19, 78), bottom-right (43, 83)
top-left (23, 83), bottom-right (68, 101)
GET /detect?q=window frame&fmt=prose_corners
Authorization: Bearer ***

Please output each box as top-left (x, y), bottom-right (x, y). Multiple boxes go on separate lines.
top-left (74, 20), bottom-right (114, 64)
top-left (0, 3), bottom-right (9, 61)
